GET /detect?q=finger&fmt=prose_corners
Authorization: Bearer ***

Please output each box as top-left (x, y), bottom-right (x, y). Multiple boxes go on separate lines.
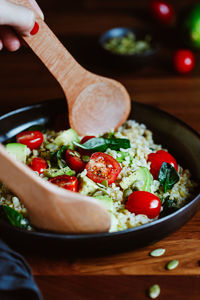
top-left (0, 26), bottom-right (21, 51)
top-left (0, 39), bottom-right (3, 50)
top-left (27, 0), bottom-right (44, 20)
top-left (0, 0), bottom-right (35, 36)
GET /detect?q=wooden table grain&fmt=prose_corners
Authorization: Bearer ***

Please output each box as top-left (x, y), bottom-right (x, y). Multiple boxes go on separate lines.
top-left (0, 1), bottom-right (200, 299)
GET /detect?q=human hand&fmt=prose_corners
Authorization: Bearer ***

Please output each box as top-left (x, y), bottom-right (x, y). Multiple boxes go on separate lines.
top-left (0, 0), bottom-right (43, 51)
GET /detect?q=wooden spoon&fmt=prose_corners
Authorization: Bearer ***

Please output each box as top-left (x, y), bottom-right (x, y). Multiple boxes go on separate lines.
top-left (11, 0), bottom-right (131, 135)
top-left (0, 144), bottom-right (111, 233)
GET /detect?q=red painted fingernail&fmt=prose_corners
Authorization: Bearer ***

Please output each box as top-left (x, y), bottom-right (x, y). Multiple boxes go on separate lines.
top-left (30, 22), bottom-right (39, 35)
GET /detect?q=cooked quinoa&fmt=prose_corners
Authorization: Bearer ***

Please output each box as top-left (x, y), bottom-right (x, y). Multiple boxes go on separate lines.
top-left (0, 120), bottom-right (197, 232)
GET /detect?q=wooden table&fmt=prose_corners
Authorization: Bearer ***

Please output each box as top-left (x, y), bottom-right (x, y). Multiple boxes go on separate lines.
top-left (0, 0), bottom-right (200, 299)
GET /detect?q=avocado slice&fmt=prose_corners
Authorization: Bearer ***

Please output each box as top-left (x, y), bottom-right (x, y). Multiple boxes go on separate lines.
top-left (44, 166), bottom-right (75, 178)
top-left (54, 129), bottom-right (79, 149)
top-left (120, 167), bottom-right (153, 192)
top-left (93, 195), bottom-right (118, 232)
top-left (93, 195), bottom-right (113, 212)
top-left (6, 143), bottom-right (29, 163)
top-left (79, 175), bottom-right (99, 196)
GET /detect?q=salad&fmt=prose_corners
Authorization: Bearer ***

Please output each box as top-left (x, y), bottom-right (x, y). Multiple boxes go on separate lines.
top-left (0, 120), bottom-right (196, 232)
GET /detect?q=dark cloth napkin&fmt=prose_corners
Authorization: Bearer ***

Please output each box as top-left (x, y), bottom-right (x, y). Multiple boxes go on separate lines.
top-left (0, 239), bottom-right (42, 300)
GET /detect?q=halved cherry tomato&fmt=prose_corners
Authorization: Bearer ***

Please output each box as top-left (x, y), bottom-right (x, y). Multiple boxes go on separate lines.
top-left (148, 150), bottom-right (178, 179)
top-left (29, 157), bottom-right (47, 175)
top-left (17, 131), bottom-right (43, 150)
top-left (65, 149), bottom-right (86, 173)
top-left (126, 191), bottom-right (161, 219)
top-left (149, 0), bottom-right (175, 24)
top-left (86, 152), bottom-right (121, 185)
top-left (49, 175), bottom-right (78, 192)
top-left (79, 135), bottom-right (96, 156)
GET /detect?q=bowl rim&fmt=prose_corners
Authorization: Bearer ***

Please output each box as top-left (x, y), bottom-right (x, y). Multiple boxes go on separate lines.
top-left (0, 99), bottom-right (199, 240)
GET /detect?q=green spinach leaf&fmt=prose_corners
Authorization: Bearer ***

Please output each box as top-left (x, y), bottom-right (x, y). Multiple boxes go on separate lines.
top-left (0, 205), bottom-right (31, 229)
top-left (74, 137), bottom-right (130, 152)
top-left (158, 162), bottom-right (179, 192)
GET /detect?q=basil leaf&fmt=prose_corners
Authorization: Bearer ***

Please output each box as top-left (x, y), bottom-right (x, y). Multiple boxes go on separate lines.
top-left (158, 162), bottom-right (179, 192)
top-left (74, 138), bottom-right (108, 152)
top-left (74, 137), bottom-right (130, 152)
top-left (0, 205), bottom-right (31, 229)
top-left (159, 196), bottom-right (178, 218)
top-left (108, 138), bottom-right (131, 150)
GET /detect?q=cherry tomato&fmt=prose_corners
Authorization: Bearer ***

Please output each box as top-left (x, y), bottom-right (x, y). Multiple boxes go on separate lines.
top-left (49, 175), bottom-right (78, 192)
top-left (29, 157), bottom-right (47, 175)
top-left (17, 131), bottom-right (43, 150)
top-left (173, 49), bottom-right (195, 74)
top-left (65, 149), bottom-right (86, 173)
top-left (126, 191), bottom-right (161, 219)
top-left (79, 135), bottom-right (96, 156)
top-left (148, 150), bottom-right (178, 179)
top-left (86, 152), bottom-right (121, 185)
top-left (149, 0), bottom-right (174, 24)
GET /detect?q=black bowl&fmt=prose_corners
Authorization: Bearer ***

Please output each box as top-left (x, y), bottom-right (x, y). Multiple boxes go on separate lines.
top-left (0, 99), bottom-right (200, 256)
top-left (99, 27), bottom-right (159, 67)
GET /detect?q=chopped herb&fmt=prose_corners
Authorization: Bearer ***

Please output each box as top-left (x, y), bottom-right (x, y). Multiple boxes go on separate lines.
top-left (103, 32), bottom-right (152, 55)
top-left (158, 162), bottom-right (179, 192)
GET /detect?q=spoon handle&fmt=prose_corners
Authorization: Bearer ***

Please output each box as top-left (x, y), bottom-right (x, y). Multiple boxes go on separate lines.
top-left (10, 0), bottom-right (86, 102)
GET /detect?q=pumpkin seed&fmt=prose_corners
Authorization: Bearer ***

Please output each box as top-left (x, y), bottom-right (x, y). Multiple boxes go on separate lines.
top-left (150, 248), bottom-right (166, 257)
top-left (166, 259), bottom-right (179, 270)
top-left (148, 284), bottom-right (160, 299)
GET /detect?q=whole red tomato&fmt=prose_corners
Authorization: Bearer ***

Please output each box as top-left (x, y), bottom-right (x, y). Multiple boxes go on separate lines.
top-left (148, 150), bottom-right (178, 179)
top-left (149, 0), bottom-right (174, 24)
top-left (29, 157), bottom-right (47, 175)
top-left (126, 191), bottom-right (161, 219)
top-left (173, 49), bottom-right (195, 74)
top-left (17, 130), bottom-right (43, 150)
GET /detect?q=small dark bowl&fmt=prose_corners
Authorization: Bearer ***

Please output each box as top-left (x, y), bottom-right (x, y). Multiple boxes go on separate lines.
top-left (99, 27), bottom-right (159, 67)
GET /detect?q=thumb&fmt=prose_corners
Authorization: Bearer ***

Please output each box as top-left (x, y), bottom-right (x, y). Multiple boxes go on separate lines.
top-left (0, 0), bottom-right (39, 36)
